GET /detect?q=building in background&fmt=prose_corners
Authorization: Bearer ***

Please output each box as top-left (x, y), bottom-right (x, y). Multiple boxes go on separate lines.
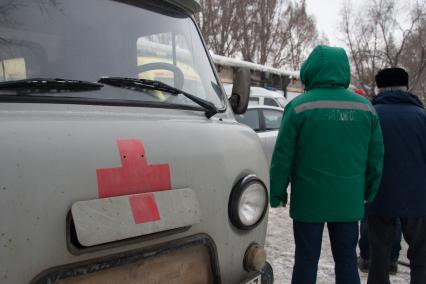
top-left (212, 54), bottom-right (303, 98)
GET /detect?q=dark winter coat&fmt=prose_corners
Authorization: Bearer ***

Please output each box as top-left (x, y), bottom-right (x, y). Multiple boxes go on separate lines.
top-left (368, 90), bottom-right (426, 217)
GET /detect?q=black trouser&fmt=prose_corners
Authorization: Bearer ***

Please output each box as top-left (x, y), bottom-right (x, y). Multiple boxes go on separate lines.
top-left (292, 221), bottom-right (360, 284)
top-left (359, 205), bottom-right (402, 261)
top-left (367, 216), bottom-right (426, 284)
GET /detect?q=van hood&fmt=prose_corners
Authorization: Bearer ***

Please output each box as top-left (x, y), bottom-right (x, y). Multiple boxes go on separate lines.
top-left (0, 103), bottom-right (268, 284)
top-left (300, 45), bottom-right (350, 91)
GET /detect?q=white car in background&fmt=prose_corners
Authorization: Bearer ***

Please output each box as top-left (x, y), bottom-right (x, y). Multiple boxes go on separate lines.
top-left (274, 90), bottom-right (302, 102)
top-left (235, 105), bottom-right (284, 164)
top-left (224, 84), bottom-right (288, 108)
top-left (286, 91), bottom-right (302, 101)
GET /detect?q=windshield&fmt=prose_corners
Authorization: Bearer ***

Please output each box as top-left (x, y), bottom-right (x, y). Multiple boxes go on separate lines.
top-left (0, 0), bottom-right (224, 109)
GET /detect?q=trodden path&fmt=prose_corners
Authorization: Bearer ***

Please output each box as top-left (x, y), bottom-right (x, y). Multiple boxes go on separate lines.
top-left (265, 206), bottom-right (411, 284)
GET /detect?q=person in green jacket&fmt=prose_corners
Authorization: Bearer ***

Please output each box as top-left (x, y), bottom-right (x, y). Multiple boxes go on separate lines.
top-left (270, 45), bottom-right (384, 284)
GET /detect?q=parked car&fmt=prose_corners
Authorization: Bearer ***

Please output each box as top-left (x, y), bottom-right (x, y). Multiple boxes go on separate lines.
top-left (224, 84), bottom-right (288, 108)
top-left (286, 91), bottom-right (302, 101)
top-left (235, 105), bottom-right (284, 164)
top-left (274, 90), bottom-right (302, 102)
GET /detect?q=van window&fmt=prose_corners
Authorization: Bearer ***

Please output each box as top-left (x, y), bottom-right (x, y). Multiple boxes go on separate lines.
top-left (263, 109), bottom-right (283, 130)
top-left (0, 0), bottom-right (225, 109)
top-left (264, 98), bottom-right (279, 107)
top-left (277, 97), bottom-right (287, 108)
top-left (236, 109), bottom-right (260, 131)
top-left (248, 97), bottom-right (260, 105)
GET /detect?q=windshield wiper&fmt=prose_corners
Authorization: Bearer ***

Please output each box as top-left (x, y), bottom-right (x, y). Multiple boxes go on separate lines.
top-left (98, 77), bottom-right (218, 118)
top-left (0, 78), bottom-right (103, 92)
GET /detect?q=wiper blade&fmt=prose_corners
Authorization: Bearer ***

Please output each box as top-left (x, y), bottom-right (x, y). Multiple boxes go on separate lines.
top-left (0, 78), bottom-right (103, 91)
top-left (98, 77), bottom-right (218, 118)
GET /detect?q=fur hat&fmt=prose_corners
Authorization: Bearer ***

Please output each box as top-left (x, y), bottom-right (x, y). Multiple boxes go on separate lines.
top-left (375, 67), bottom-right (409, 88)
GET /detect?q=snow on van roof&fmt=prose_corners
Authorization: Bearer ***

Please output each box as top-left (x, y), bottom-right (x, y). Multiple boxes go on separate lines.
top-left (223, 84), bottom-right (285, 99)
top-left (250, 86), bottom-right (283, 98)
top-left (211, 54), bottom-right (300, 79)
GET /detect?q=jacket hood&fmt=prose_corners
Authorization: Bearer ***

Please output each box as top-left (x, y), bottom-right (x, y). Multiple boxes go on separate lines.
top-left (373, 91), bottom-right (424, 108)
top-left (300, 45), bottom-right (350, 91)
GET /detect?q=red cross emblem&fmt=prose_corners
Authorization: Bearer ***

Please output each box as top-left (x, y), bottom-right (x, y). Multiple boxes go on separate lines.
top-left (96, 139), bottom-right (171, 224)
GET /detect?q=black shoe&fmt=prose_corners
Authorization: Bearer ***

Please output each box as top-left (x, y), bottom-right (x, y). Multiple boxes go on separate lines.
top-left (390, 261), bottom-right (398, 275)
top-left (358, 257), bottom-right (370, 273)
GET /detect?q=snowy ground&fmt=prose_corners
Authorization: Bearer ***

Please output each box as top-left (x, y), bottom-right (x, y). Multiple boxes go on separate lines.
top-left (265, 206), bottom-right (411, 284)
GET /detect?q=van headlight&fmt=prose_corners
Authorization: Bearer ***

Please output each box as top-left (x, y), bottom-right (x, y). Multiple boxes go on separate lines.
top-left (228, 175), bottom-right (268, 230)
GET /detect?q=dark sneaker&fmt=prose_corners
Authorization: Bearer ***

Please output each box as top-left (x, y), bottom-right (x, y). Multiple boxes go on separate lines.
top-left (358, 257), bottom-right (370, 273)
top-left (390, 261), bottom-right (398, 275)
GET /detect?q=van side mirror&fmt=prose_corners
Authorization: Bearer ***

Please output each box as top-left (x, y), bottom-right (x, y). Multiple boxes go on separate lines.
top-left (229, 68), bottom-right (251, 114)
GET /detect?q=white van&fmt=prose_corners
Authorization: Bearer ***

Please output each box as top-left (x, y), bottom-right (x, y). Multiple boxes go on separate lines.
top-left (225, 85), bottom-right (287, 108)
top-left (0, 1), bottom-right (273, 283)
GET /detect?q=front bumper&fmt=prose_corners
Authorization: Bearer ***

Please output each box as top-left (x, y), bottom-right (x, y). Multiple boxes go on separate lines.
top-left (31, 233), bottom-right (274, 284)
top-left (241, 262), bottom-right (274, 284)
top-left (31, 234), bottom-right (220, 284)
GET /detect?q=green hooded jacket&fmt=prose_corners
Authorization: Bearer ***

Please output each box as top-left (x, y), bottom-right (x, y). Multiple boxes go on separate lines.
top-left (270, 45), bottom-right (384, 222)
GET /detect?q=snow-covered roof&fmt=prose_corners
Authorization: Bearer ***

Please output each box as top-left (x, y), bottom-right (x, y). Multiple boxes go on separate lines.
top-left (211, 54), bottom-right (300, 79)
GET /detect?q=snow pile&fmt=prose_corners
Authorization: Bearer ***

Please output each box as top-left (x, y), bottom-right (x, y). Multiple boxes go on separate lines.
top-left (265, 207), bottom-right (410, 283)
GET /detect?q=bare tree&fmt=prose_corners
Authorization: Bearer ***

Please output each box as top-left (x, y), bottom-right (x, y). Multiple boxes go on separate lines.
top-left (195, 0), bottom-right (241, 57)
top-left (243, 0), bottom-right (321, 69)
top-left (340, 0), bottom-right (426, 98)
top-left (196, 0), bottom-right (322, 69)
top-left (196, 0), bottom-right (272, 62)
top-left (255, 0), bottom-right (282, 65)
top-left (236, 0), bottom-right (259, 62)
top-left (271, 0), bottom-right (318, 69)
top-left (401, 17), bottom-right (426, 101)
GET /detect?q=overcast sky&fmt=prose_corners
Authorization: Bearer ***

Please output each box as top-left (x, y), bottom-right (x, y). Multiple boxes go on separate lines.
top-left (305, 0), bottom-right (347, 45)
top-left (304, 0), bottom-right (415, 46)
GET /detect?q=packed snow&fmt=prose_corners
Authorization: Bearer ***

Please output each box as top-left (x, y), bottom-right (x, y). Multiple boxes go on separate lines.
top-left (265, 206), bottom-right (411, 283)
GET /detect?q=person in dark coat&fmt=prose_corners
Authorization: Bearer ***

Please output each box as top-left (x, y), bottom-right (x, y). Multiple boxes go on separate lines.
top-left (367, 67), bottom-right (426, 284)
top-left (353, 88), bottom-right (402, 275)
top-left (358, 206), bottom-right (402, 273)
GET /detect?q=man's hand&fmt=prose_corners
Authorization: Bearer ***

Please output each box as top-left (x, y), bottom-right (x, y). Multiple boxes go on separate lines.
top-left (270, 197), bottom-right (287, 208)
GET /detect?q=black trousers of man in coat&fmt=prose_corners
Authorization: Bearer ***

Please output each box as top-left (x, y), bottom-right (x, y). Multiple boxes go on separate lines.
top-left (367, 216), bottom-right (426, 284)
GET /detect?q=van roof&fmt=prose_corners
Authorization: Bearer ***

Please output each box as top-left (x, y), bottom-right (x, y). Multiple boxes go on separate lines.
top-left (247, 105), bottom-right (284, 112)
top-left (250, 87), bottom-right (282, 99)
top-left (222, 84), bottom-right (286, 100)
top-left (166, 0), bottom-right (201, 13)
